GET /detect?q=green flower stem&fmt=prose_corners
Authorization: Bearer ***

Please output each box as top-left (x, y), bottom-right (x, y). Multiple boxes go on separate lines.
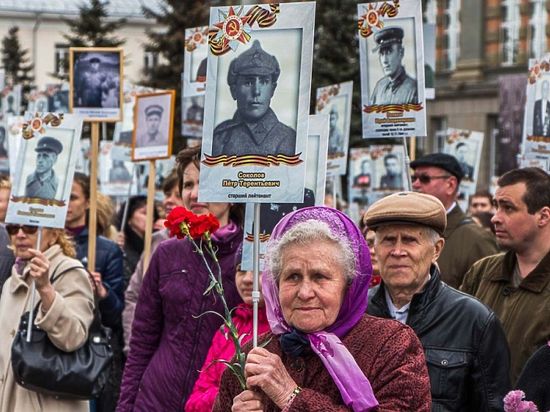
top-left (188, 231), bottom-right (247, 390)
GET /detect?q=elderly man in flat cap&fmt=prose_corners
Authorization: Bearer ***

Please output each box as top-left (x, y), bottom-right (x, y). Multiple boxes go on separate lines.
top-left (25, 136), bottom-right (63, 200)
top-left (211, 40), bottom-right (296, 157)
top-left (411, 153), bottom-right (498, 288)
top-left (370, 26), bottom-right (418, 106)
top-left (138, 104), bottom-right (166, 147)
top-left (364, 191), bottom-right (511, 411)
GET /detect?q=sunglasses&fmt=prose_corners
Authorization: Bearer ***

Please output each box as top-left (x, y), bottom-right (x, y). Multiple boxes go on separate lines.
top-left (5, 224), bottom-right (39, 236)
top-left (411, 174), bottom-right (451, 184)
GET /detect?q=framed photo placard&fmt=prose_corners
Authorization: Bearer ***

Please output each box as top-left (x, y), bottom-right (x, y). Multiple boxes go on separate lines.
top-left (131, 90), bottom-right (175, 161)
top-left (522, 55), bottom-right (550, 158)
top-left (69, 47), bottom-right (124, 122)
top-left (315, 81), bottom-right (353, 176)
top-left (199, 2), bottom-right (315, 204)
top-left (182, 26), bottom-right (208, 138)
top-left (5, 113), bottom-right (83, 228)
top-left (358, 0), bottom-right (426, 138)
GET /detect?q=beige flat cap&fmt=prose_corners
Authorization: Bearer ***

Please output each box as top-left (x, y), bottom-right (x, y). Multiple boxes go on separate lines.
top-left (363, 192), bottom-right (447, 235)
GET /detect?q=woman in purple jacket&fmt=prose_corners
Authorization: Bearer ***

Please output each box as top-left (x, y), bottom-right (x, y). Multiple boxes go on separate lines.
top-left (117, 146), bottom-right (243, 411)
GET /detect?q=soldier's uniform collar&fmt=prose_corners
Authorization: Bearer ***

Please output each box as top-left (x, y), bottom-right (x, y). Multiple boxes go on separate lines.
top-left (388, 66), bottom-right (407, 92)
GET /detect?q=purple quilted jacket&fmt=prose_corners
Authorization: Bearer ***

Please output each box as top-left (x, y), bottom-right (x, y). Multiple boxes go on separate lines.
top-left (116, 223), bottom-right (243, 412)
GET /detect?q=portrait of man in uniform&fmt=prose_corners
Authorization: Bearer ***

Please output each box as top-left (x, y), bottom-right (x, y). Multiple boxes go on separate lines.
top-left (379, 153), bottom-right (403, 190)
top-left (211, 40), bottom-right (296, 157)
top-left (455, 142), bottom-right (474, 181)
top-left (370, 27), bottom-right (418, 106)
top-left (137, 105), bottom-right (166, 147)
top-left (533, 79), bottom-right (550, 137)
top-left (328, 105), bottom-right (343, 155)
top-left (76, 56), bottom-right (107, 107)
top-left (25, 136), bottom-right (63, 200)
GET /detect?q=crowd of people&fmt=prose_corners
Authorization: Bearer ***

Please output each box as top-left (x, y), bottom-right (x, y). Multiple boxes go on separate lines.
top-left (0, 147), bottom-right (549, 411)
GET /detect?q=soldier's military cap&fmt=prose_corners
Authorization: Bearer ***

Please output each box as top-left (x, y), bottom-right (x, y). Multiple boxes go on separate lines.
top-left (373, 27), bottom-right (404, 52)
top-left (145, 105), bottom-right (163, 117)
top-left (89, 56), bottom-right (101, 64)
top-left (363, 191), bottom-right (447, 235)
top-left (35, 136), bottom-right (63, 155)
top-left (227, 40), bottom-right (280, 85)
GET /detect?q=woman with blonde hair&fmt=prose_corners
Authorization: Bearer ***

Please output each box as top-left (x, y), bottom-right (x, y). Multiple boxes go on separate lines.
top-left (0, 224), bottom-right (94, 411)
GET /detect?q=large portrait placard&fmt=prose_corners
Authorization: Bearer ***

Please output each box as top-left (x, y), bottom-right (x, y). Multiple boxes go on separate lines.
top-left (522, 56), bottom-right (550, 158)
top-left (358, 0), bottom-right (426, 138)
top-left (240, 114), bottom-right (329, 271)
top-left (199, 2), bottom-right (315, 204)
top-left (348, 144), bottom-right (407, 212)
top-left (132, 91), bottom-right (175, 161)
top-left (315, 81), bottom-right (352, 176)
top-left (69, 47), bottom-right (123, 122)
top-left (5, 113), bottom-right (83, 228)
top-left (442, 128), bottom-right (484, 211)
top-left (182, 26), bottom-right (208, 138)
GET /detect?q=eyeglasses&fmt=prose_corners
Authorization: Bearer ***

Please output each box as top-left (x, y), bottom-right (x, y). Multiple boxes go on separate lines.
top-left (411, 174), bottom-right (451, 184)
top-left (5, 224), bottom-right (39, 236)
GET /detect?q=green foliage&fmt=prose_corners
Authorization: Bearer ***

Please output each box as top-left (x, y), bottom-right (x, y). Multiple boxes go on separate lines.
top-left (140, 1), bottom-right (239, 151)
top-left (1, 26), bottom-right (34, 101)
top-left (55, 0), bottom-right (126, 81)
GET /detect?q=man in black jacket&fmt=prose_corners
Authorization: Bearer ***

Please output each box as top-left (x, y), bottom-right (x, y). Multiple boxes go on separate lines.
top-left (364, 191), bottom-right (511, 411)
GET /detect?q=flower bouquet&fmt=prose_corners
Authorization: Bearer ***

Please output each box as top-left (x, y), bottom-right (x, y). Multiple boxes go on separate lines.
top-left (164, 206), bottom-right (248, 389)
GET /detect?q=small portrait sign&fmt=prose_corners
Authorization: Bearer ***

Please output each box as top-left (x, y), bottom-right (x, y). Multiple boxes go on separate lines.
top-left (69, 47), bottom-right (124, 121)
top-left (182, 26), bottom-right (208, 138)
top-left (199, 2), bottom-right (315, 204)
top-left (5, 113), bottom-right (83, 228)
top-left (442, 128), bottom-right (484, 211)
top-left (358, 0), bottom-right (426, 138)
top-left (348, 144), bottom-right (407, 212)
top-left (240, 114), bottom-right (329, 271)
top-left (522, 55), bottom-right (550, 157)
top-left (132, 91), bottom-right (175, 161)
top-left (315, 81), bottom-right (353, 176)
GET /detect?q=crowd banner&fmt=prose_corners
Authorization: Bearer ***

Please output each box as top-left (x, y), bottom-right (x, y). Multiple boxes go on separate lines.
top-left (198, 2), bottom-right (315, 204)
top-left (315, 81), bottom-right (353, 176)
top-left (358, 0), bottom-right (426, 138)
top-left (241, 114), bottom-right (329, 271)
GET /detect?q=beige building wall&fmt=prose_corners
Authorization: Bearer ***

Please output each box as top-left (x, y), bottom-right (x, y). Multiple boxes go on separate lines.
top-left (0, 12), bottom-right (157, 88)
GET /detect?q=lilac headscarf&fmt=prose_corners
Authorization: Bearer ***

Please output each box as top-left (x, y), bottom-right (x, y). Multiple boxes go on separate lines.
top-left (262, 206), bottom-right (378, 411)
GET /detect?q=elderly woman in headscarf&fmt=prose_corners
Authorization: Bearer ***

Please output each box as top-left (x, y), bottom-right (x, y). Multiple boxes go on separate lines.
top-left (214, 207), bottom-right (431, 411)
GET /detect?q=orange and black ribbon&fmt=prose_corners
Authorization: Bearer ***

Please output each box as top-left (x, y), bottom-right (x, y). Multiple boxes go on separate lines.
top-left (203, 153), bottom-right (302, 167)
top-left (363, 103), bottom-right (423, 113)
top-left (11, 196), bottom-right (66, 207)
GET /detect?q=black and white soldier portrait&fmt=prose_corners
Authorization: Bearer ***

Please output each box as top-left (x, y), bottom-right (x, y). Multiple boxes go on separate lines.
top-left (25, 136), bottom-right (63, 200)
top-left (70, 48), bottom-right (122, 121)
top-left (370, 27), bottom-right (417, 106)
top-left (211, 40), bottom-right (296, 157)
top-left (455, 142), bottom-right (475, 181)
top-left (379, 153), bottom-right (403, 190)
top-left (137, 105), bottom-right (166, 147)
top-left (532, 79), bottom-right (550, 137)
top-left (328, 105), bottom-right (343, 154)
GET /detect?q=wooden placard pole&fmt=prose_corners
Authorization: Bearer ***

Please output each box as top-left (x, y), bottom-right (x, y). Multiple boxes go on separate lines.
top-left (143, 160), bottom-right (156, 272)
top-left (87, 122), bottom-right (100, 273)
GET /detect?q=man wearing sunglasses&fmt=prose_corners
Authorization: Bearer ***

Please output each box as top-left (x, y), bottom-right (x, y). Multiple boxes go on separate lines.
top-left (410, 153), bottom-right (498, 289)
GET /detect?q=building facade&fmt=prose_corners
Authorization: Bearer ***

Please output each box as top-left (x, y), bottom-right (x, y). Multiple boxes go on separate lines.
top-left (424, 0), bottom-right (548, 188)
top-left (0, 0), bottom-right (161, 89)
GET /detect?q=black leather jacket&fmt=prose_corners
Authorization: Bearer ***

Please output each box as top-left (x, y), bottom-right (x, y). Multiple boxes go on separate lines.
top-left (367, 266), bottom-right (511, 412)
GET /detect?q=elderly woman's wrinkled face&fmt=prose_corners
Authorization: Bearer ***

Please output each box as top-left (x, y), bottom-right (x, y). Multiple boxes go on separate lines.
top-left (278, 240), bottom-right (347, 333)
